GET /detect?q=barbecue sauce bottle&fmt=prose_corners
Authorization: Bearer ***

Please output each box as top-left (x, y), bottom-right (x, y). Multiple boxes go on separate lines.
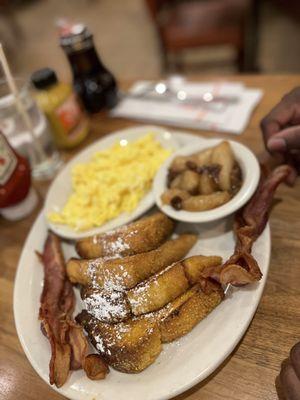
top-left (59, 23), bottom-right (118, 114)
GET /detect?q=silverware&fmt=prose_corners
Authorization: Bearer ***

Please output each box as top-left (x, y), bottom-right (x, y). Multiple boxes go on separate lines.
top-left (224, 284), bottom-right (231, 296)
top-left (119, 81), bottom-right (240, 111)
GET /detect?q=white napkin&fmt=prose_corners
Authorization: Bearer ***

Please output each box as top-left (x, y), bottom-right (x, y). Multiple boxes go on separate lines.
top-left (111, 80), bottom-right (263, 135)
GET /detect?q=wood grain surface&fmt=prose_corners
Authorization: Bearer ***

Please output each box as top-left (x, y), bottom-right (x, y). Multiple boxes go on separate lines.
top-left (1, 75), bottom-right (300, 400)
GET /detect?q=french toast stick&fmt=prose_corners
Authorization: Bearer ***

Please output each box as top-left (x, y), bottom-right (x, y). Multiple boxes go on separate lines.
top-left (80, 255), bottom-right (222, 323)
top-left (145, 285), bottom-right (201, 323)
top-left (76, 213), bottom-right (174, 259)
top-left (67, 234), bottom-right (197, 289)
top-left (81, 285), bottom-right (132, 323)
top-left (128, 262), bottom-right (189, 315)
top-left (183, 255), bottom-right (222, 284)
top-left (80, 277), bottom-right (198, 325)
top-left (76, 310), bottom-right (162, 373)
top-left (127, 255), bottom-right (222, 316)
top-left (159, 282), bottom-right (224, 342)
top-left (77, 282), bottom-right (224, 373)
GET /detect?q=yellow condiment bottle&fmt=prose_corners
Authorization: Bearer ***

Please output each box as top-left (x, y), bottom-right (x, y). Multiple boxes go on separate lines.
top-left (31, 68), bottom-right (89, 149)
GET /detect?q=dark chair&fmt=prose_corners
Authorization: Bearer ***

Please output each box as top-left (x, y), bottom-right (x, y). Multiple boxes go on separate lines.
top-left (145, 0), bottom-right (259, 72)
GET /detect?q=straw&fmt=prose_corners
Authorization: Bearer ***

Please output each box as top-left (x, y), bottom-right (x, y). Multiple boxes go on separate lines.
top-left (0, 43), bottom-right (47, 162)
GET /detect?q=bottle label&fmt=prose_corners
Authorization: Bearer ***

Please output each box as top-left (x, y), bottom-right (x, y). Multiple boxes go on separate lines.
top-left (55, 94), bottom-right (85, 138)
top-left (0, 135), bottom-right (17, 186)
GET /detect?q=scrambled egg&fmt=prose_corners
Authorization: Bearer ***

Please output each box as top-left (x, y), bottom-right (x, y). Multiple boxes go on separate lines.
top-left (48, 133), bottom-right (171, 231)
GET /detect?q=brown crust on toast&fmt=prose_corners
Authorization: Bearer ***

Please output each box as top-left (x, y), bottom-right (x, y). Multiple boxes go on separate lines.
top-left (67, 234), bottom-right (197, 289)
top-left (75, 213), bottom-right (175, 259)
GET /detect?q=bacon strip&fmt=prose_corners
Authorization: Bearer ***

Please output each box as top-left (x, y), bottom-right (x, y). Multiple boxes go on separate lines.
top-left (39, 232), bottom-right (73, 387)
top-left (68, 322), bottom-right (88, 370)
top-left (202, 164), bottom-right (295, 286)
top-left (235, 164), bottom-right (295, 251)
top-left (39, 232), bottom-right (108, 387)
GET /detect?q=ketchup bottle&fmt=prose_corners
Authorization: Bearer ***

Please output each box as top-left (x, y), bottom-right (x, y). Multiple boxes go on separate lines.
top-left (0, 132), bottom-right (38, 220)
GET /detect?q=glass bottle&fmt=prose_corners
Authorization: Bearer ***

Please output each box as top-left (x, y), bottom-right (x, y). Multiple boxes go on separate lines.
top-left (0, 131), bottom-right (38, 220)
top-left (60, 24), bottom-right (118, 114)
top-left (31, 68), bottom-right (89, 149)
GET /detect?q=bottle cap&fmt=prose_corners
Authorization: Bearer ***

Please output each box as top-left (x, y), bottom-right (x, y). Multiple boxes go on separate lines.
top-left (31, 68), bottom-right (58, 90)
top-left (0, 187), bottom-right (38, 221)
top-left (59, 23), bottom-right (93, 53)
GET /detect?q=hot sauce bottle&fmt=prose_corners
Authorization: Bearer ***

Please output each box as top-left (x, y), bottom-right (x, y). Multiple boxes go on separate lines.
top-left (0, 132), bottom-right (37, 220)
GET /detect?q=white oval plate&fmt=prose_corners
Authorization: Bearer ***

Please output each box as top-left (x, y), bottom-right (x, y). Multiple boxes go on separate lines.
top-left (14, 211), bottom-right (270, 400)
top-left (45, 125), bottom-right (178, 240)
top-left (153, 139), bottom-right (260, 223)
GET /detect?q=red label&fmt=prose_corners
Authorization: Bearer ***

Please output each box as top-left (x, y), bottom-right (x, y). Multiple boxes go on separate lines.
top-left (55, 94), bottom-right (83, 135)
top-left (0, 135), bottom-right (17, 186)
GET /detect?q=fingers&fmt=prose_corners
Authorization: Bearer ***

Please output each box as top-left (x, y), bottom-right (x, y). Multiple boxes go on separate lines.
top-left (267, 126), bottom-right (300, 152)
top-left (290, 342), bottom-right (300, 381)
top-left (261, 99), bottom-right (296, 145)
top-left (261, 86), bottom-right (300, 151)
top-left (261, 116), bottom-right (281, 150)
top-left (279, 360), bottom-right (300, 400)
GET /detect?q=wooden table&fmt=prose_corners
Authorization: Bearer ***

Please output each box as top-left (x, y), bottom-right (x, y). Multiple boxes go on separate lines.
top-left (1, 75), bottom-right (300, 400)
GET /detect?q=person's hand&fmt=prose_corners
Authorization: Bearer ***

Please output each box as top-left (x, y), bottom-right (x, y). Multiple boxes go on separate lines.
top-left (261, 87), bottom-right (300, 158)
top-left (279, 342), bottom-right (300, 400)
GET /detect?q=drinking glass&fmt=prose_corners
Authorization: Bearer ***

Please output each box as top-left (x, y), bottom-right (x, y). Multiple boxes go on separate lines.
top-left (0, 78), bottom-right (61, 179)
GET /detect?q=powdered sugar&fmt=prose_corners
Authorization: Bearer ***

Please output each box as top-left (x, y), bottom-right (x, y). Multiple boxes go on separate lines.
top-left (87, 257), bottom-right (131, 291)
top-left (84, 288), bottom-right (129, 323)
top-left (84, 254), bottom-right (131, 322)
top-left (81, 226), bottom-right (162, 357)
top-left (94, 334), bottom-right (106, 353)
top-left (92, 321), bottom-right (134, 357)
top-left (103, 274), bottom-right (125, 292)
top-left (128, 262), bottom-right (178, 309)
top-left (91, 228), bottom-right (138, 257)
top-left (114, 323), bottom-right (130, 341)
top-left (103, 237), bottom-right (130, 256)
top-left (94, 333), bottom-right (112, 356)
